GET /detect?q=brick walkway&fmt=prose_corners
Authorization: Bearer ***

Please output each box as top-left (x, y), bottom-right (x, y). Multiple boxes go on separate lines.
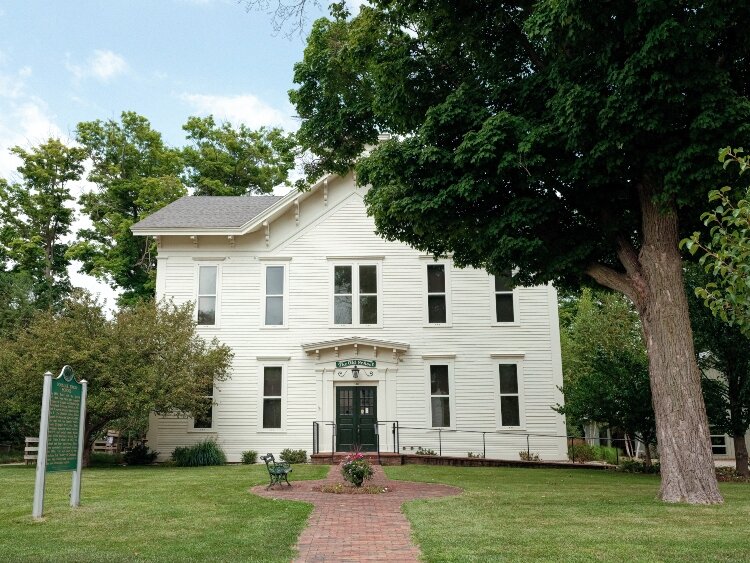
top-left (252, 464), bottom-right (462, 562)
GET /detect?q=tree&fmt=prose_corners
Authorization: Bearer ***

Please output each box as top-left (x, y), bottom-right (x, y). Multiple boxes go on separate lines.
top-left (557, 289), bottom-right (656, 464)
top-left (0, 139), bottom-right (86, 307)
top-left (683, 148), bottom-right (750, 337)
top-left (182, 115), bottom-right (297, 196)
top-left (685, 263), bottom-right (750, 476)
top-left (286, 1), bottom-right (750, 504)
top-left (0, 292), bottom-right (233, 464)
top-left (68, 112), bottom-right (186, 305)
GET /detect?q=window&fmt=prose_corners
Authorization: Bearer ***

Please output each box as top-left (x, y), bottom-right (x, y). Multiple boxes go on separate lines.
top-left (192, 385), bottom-right (214, 430)
top-left (498, 364), bottom-right (521, 427)
top-left (494, 271), bottom-right (515, 323)
top-left (262, 366), bottom-right (283, 429)
top-left (427, 264), bottom-right (447, 324)
top-left (264, 265), bottom-right (285, 326)
top-left (430, 365), bottom-right (451, 427)
top-left (197, 265), bottom-right (217, 325)
top-left (332, 263), bottom-right (379, 325)
top-left (711, 432), bottom-right (728, 455)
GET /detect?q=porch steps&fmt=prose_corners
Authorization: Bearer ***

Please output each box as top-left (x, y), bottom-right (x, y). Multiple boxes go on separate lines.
top-left (310, 452), bottom-right (405, 466)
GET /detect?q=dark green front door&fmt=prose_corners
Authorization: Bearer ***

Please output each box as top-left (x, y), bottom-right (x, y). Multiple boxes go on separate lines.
top-left (336, 386), bottom-right (377, 452)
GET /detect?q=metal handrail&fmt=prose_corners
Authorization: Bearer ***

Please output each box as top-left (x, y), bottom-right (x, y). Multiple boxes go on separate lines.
top-left (311, 421), bottom-right (336, 462)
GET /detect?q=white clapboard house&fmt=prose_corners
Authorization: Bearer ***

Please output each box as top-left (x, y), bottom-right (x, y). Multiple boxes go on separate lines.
top-left (131, 173), bottom-right (567, 462)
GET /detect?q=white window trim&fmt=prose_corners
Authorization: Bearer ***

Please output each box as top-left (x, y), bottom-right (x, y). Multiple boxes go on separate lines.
top-left (261, 262), bottom-right (289, 329)
top-left (424, 261), bottom-right (452, 327)
top-left (329, 261), bottom-right (383, 328)
top-left (194, 262), bottom-right (222, 329)
top-left (424, 358), bottom-right (455, 429)
top-left (489, 273), bottom-right (520, 327)
top-left (493, 357), bottom-right (526, 430)
top-left (189, 385), bottom-right (217, 432)
top-left (257, 361), bottom-right (288, 433)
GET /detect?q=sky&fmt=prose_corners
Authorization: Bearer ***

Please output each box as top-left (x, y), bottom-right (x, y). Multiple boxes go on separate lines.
top-left (0, 0), bottom-right (334, 308)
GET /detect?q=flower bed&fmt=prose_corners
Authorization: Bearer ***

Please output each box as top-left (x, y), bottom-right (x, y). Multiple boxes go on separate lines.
top-left (316, 483), bottom-right (389, 494)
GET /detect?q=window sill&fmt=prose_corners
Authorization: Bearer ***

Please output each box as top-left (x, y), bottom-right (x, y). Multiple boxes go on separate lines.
top-left (256, 429), bottom-right (287, 434)
top-left (260, 326), bottom-right (289, 330)
top-left (329, 324), bottom-right (384, 329)
top-left (188, 428), bottom-right (217, 433)
top-left (491, 322), bottom-right (521, 327)
top-left (423, 323), bottom-right (453, 328)
top-left (495, 427), bottom-right (527, 433)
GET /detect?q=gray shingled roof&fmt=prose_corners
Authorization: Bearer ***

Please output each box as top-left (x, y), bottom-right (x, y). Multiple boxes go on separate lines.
top-left (131, 195), bottom-right (284, 231)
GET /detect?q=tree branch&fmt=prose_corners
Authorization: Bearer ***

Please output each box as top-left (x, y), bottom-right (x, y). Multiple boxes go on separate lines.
top-left (585, 262), bottom-right (639, 306)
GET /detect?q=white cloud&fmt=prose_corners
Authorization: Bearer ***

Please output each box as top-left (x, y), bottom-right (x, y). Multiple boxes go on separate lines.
top-left (0, 63), bottom-right (119, 309)
top-left (66, 50), bottom-right (128, 82)
top-left (180, 92), bottom-right (298, 130)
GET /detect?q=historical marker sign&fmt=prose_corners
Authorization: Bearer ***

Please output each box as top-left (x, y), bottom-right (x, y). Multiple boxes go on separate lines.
top-left (336, 359), bottom-right (376, 368)
top-left (32, 366), bottom-right (88, 519)
top-left (46, 366), bottom-right (83, 472)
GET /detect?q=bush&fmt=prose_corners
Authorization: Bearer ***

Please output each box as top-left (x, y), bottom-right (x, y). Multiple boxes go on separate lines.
top-left (467, 452), bottom-right (484, 458)
top-left (340, 453), bottom-right (374, 487)
top-left (415, 447), bottom-right (437, 456)
top-left (90, 452), bottom-right (124, 466)
top-left (519, 451), bottom-right (541, 461)
top-left (591, 445), bottom-right (619, 465)
top-left (568, 443), bottom-right (595, 462)
top-left (0, 449), bottom-right (24, 464)
top-left (618, 459), bottom-right (660, 474)
top-left (172, 439), bottom-right (226, 467)
top-left (241, 450), bottom-right (258, 464)
top-left (279, 449), bottom-right (307, 464)
top-left (123, 443), bottom-right (158, 465)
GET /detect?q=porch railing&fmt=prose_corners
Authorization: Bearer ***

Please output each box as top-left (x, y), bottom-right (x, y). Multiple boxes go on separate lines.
top-left (313, 420), bottom-right (638, 464)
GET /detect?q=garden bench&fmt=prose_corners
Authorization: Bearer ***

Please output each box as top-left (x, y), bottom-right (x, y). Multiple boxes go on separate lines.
top-left (260, 453), bottom-right (292, 489)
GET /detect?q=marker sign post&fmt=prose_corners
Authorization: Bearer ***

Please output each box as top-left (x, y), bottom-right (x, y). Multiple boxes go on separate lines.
top-left (32, 366), bottom-right (88, 520)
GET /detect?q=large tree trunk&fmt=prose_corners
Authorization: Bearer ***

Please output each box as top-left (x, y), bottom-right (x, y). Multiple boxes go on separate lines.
top-left (587, 184), bottom-right (723, 504)
top-left (734, 435), bottom-right (749, 477)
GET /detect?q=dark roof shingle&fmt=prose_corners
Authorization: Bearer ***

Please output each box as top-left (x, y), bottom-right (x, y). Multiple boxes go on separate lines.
top-left (131, 195), bottom-right (283, 231)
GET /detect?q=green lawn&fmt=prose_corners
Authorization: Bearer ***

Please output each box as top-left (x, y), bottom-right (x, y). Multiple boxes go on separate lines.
top-left (4, 464), bottom-right (749, 562)
top-left (0, 464), bottom-right (327, 562)
top-left (385, 465), bottom-right (750, 562)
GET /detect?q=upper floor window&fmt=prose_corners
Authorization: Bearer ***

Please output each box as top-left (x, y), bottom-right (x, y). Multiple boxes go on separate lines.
top-left (426, 264), bottom-right (449, 324)
top-left (494, 271), bottom-right (515, 323)
top-left (264, 265), bottom-right (285, 326)
top-left (333, 264), bottom-right (379, 325)
top-left (197, 265), bottom-right (217, 325)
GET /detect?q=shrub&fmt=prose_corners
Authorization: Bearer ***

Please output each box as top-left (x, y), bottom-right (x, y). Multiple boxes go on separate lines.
top-left (241, 450), bottom-right (258, 464)
top-left (618, 459), bottom-right (660, 474)
top-left (415, 447), bottom-right (437, 456)
top-left (340, 452), bottom-right (374, 487)
top-left (0, 449), bottom-right (24, 464)
top-left (715, 466), bottom-right (750, 482)
top-left (123, 443), bottom-right (158, 465)
top-left (519, 451), bottom-right (541, 462)
top-left (172, 439), bottom-right (226, 467)
top-left (279, 449), bottom-right (307, 464)
top-left (467, 452), bottom-right (484, 458)
top-left (591, 445), bottom-right (620, 465)
top-left (90, 452), bottom-right (124, 466)
top-left (568, 443), bottom-right (595, 462)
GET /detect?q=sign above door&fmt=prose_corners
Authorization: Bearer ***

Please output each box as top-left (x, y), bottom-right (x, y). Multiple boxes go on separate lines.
top-left (335, 359), bottom-right (376, 368)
